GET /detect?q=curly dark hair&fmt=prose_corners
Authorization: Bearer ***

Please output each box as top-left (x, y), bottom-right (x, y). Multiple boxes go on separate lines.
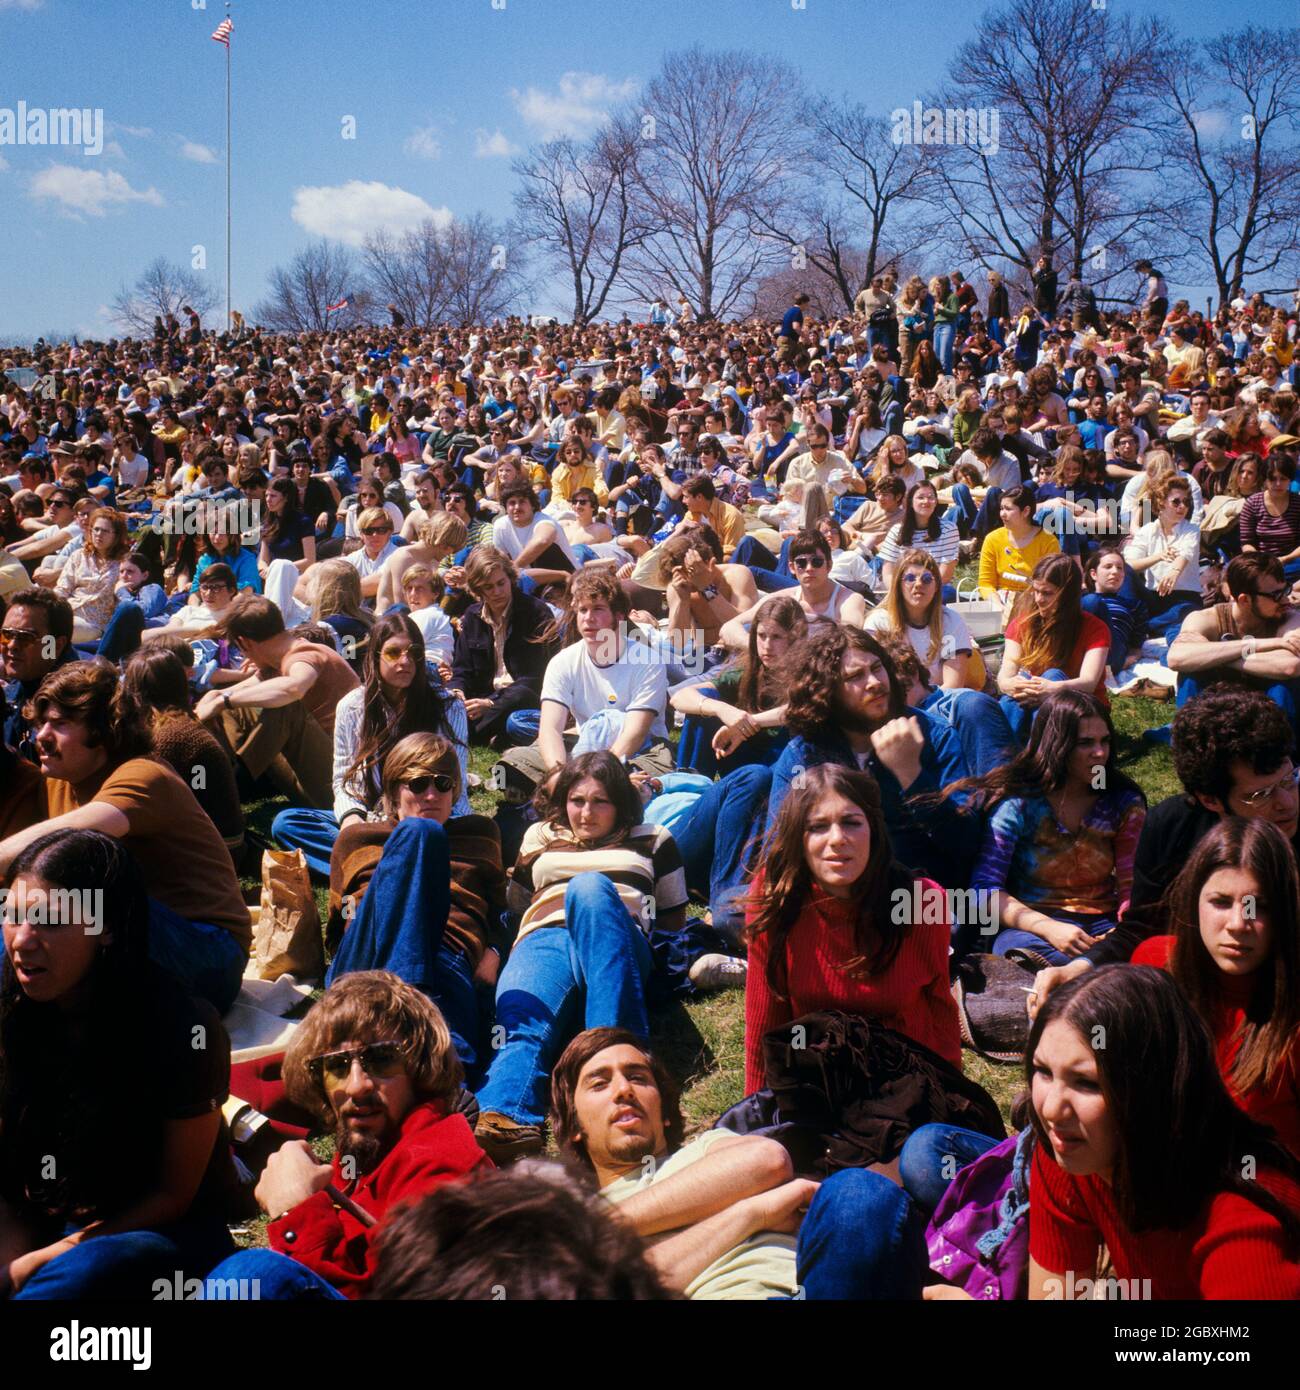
top-left (783, 626), bottom-right (903, 738)
top-left (367, 1159), bottom-right (676, 1300)
top-left (1171, 688), bottom-right (1294, 806)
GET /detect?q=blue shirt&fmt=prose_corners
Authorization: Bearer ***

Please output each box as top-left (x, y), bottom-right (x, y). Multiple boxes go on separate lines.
top-left (780, 306), bottom-right (804, 340)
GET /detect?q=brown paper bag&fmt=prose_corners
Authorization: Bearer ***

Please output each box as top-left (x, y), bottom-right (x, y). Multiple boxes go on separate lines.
top-left (252, 848), bottom-right (323, 982)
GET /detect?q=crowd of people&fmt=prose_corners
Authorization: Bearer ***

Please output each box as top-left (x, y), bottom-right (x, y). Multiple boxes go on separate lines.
top-left (2, 264), bottom-right (1300, 1301)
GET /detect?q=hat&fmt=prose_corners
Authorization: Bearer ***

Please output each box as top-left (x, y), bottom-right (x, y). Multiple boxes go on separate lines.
top-left (288, 440), bottom-right (311, 460)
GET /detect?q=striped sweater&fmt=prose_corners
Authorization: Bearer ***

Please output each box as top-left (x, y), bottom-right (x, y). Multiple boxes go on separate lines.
top-left (509, 821), bottom-right (687, 944)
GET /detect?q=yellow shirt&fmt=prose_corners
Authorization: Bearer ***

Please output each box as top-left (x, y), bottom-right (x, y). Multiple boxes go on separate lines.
top-left (977, 526), bottom-right (1060, 597)
top-left (550, 460), bottom-right (609, 504)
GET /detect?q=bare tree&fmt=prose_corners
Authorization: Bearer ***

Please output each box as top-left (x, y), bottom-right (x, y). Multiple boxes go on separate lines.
top-left (361, 220), bottom-right (453, 330)
top-left (1156, 26), bottom-right (1300, 310)
top-left (252, 240), bottom-right (369, 332)
top-left (512, 121), bottom-right (650, 325)
top-left (928, 0), bottom-right (1171, 303)
top-left (622, 47), bottom-right (797, 320)
top-left (753, 100), bottom-right (945, 311)
top-left (110, 257), bottom-right (218, 335)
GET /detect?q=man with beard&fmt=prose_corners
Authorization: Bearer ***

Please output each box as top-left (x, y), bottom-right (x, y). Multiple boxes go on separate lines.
top-left (1, 587), bottom-right (75, 762)
top-left (766, 626), bottom-right (980, 887)
top-left (550, 1029), bottom-right (929, 1299)
top-left (201, 972), bottom-right (490, 1299)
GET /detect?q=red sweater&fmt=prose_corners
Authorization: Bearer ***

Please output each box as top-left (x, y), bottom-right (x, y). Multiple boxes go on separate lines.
top-left (268, 1099), bottom-right (491, 1298)
top-left (1030, 1144), bottom-right (1300, 1299)
top-left (744, 877), bottom-right (960, 1095)
top-left (1133, 935), bottom-right (1300, 1158)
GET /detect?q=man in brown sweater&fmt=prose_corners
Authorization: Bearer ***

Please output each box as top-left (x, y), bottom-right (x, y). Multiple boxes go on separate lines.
top-left (193, 594), bottom-right (359, 808)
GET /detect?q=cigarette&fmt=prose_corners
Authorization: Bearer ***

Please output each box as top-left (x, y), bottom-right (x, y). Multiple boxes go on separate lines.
top-left (325, 1183), bottom-right (377, 1227)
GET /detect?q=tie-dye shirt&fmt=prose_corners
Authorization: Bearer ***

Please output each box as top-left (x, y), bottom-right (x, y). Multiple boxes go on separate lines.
top-left (971, 787), bottom-right (1145, 918)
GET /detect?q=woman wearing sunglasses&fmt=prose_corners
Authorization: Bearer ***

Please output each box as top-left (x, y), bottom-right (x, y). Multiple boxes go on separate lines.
top-left (865, 547), bottom-right (985, 691)
top-left (2, 830), bottom-right (239, 1299)
top-left (1124, 475), bottom-right (1203, 639)
top-left (324, 734), bottom-right (506, 1088)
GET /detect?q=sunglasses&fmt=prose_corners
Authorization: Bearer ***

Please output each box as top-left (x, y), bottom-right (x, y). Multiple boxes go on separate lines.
top-left (308, 1039), bottom-right (406, 1086)
top-left (361, 526), bottom-right (392, 537)
top-left (403, 773), bottom-right (456, 796)
top-left (791, 555), bottom-right (827, 571)
top-left (902, 571), bottom-right (936, 586)
top-left (1256, 586), bottom-right (1289, 603)
top-left (0, 627), bottom-right (41, 646)
top-left (1168, 496), bottom-right (1190, 508)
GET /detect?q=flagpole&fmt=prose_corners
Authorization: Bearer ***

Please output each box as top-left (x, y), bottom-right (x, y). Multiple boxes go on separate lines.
top-left (224, 3), bottom-right (231, 333)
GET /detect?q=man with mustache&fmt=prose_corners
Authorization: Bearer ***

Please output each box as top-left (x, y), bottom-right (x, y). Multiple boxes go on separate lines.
top-left (202, 972), bottom-right (490, 1299)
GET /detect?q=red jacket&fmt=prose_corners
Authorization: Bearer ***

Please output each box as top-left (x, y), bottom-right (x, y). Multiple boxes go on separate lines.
top-left (268, 1099), bottom-right (492, 1298)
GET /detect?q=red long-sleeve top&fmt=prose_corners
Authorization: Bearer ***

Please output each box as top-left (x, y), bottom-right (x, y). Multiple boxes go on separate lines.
top-left (1133, 935), bottom-right (1300, 1158)
top-left (744, 876), bottom-right (961, 1096)
top-left (1030, 1144), bottom-right (1300, 1299)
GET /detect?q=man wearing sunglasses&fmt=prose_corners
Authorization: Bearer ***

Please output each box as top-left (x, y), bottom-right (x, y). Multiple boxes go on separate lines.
top-left (1, 588), bottom-right (75, 762)
top-left (5, 491), bottom-right (82, 567)
top-left (1168, 552), bottom-right (1300, 713)
top-left (202, 972), bottom-right (490, 1300)
top-left (722, 529), bottom-right (869, 643)
top-left (1032, 688), bottom-right (1300, 1016)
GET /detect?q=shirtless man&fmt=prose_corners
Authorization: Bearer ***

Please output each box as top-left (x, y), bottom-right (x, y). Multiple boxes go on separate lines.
top-left (720, 528), bottom-right (869, 649)
top-left (376, 512), bottom-right (469, 614)
top-left (654, 526), bottom-right (759, 648)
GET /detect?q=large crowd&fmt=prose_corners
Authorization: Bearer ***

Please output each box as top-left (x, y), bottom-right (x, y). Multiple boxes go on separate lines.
top-left (2, 264), bottom-right (1300, 1300)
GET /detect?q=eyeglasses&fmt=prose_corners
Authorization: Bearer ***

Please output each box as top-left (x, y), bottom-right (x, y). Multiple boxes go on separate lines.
top-left (902, 571), bottom-right (936, 587)
top-left (1255, 586), bottom-right (1289, 603)
top-left (1237, 766), bottom-right (1300, 808)
top-left (403, 772), bottom-right (456, 796)
top-left (360, 526), bottom-right (392, 537)
top-left (308, 1039), bottom-right (406, 1086)
top-left (0, 627), bottom-right (41, 647)
top-left (198, 580), bottom-right (230, 594)
top-left (791, 555), bottom-right (827, 571)
top-left (1168, 496), bottom-right (1190, 508)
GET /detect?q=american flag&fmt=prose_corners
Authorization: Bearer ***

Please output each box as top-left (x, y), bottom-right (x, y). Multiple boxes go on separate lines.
top-left (211, 17), bottom-right (233, 46)
top-left (327, 298), bottom-right (349, 312)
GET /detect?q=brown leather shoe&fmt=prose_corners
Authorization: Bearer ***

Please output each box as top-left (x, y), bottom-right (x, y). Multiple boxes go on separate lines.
top-left (474, 1110), bottom-right (545, 1165)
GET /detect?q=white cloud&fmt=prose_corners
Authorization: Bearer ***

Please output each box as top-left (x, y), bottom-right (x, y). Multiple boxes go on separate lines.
top-left (180, 139), bottom-right (219, 164)
top-left (290, 180), bottom-right (451, 247)
top-left (0, 0), bottom-right (45, 11)
top-left (29, 164), bottom-right (164, 217)
top-left (403, 125), bottom-right (442, 160)
top-left (103, 140), bottom-right (125, 160)
top-left (1191, 109), bottom-right (1231, 138)
top-left (0, 152), bottom-right (9, 172)
top-left (511, 71), bottom-right (639, 139)
top-left (474, 128), bottom-right (518, 159)
top-left (113, 123), bottom-right (154, 139)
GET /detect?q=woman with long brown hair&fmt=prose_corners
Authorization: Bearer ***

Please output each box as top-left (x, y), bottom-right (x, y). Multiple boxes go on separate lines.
top-left (745, 763), bottom-right (959, 1095)
top-left (997, 552), bottom-right (1111, 743)
top-left (1134, 817), bottom-right (1300, 1156)
top-left (56, 507), bottom-right (129, 643)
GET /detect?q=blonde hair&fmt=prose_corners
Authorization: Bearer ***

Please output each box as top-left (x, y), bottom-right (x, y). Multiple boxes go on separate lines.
top-left (881, 548), bottom-right (946, 667)
top-left (418, 511), bottom-right (469, 551)
top-left (356, 506), bottom-right (393, 533)
top-left (311, 558), bottom-right (373, 629)
top-left (380, 731), bottom-right (461, 817)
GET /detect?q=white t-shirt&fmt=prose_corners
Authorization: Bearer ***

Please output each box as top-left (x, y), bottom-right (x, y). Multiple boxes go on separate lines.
top-left (116, 451), bottom-right (149, 488)
top-left (540, 636), bottom-right (669, 740)
top-left (865, 604), bottom-right (975, 683)
top-left (408, 603), bottom-right (455, 664)
top-left (344, 500), bottom-right (404, 539)
top-left (491, 511), bottom-right (579, 568)
top-left (1125, 518), bottom-right (1201, 593)
top-left (828, 547), bottom-right (874, 586)
top-left (344, 540), bottom-right (398, 578)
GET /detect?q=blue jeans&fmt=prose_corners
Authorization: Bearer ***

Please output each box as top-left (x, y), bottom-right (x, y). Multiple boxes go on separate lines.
top-left (272, 806), bottom-right (340, 879)
top-left (96, 599), bottom-right (147, 662)
top-left (148, 897), bottom-right (247, 1015)
top-left (933, 322), bottom-right (956, 373)
top-left (672, 764), bottom-right (772, 946)
top-left (921, 688), bottom-right (1016, 782)
top-left (949, 483), bottom-right (1004, 543)
top-left (477, 873), bottom-right (653, 1126)
top-left (199, 1248), bottom-right (347, 1301)
top-left (998, 667), bottom-right (1069, 745)
top-left (796, 1168), bottom-right (928, 1299)
top-left (505, 708), bottom-right (542, 744)
top-left (1176, 670), bottom-right (1300, 735)
top-left (993, 907), bottom-right (1117, 967)
top-left (326, 818), bottom-right (484, 1083)
top-left (899, 1123), bottom-right (1001, 1212)
top-left (12, 1216), bottom-right (234, 1300)
top-left (1143, 589), bottom-right (1200, 642)
top-left (1081, 591), bottom-right (1141, 674)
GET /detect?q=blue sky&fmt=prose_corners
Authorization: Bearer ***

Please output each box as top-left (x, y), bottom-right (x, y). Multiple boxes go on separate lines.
top-left (3, 0), bottom-right (1296, 340)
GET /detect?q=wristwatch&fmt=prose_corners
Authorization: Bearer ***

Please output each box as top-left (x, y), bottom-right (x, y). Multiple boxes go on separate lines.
top-left (221, 692), bottom-right (232, 709)
top-left (701, 584), bottom-right (720, 600)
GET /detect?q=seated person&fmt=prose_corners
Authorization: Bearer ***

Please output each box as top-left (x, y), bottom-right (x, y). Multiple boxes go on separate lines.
top-left (1080, 545), bottom-right (1146, 677)
top-left (367, 1158), bottom-right (674, 1300)
top-left (1123, 474), bottom-right (1202, 638)
top-left (1032, 688), bottom-right (1300, 1009)
top-left (767, 627), bottom-right (981, 888)
top-left (341, 507), bottom-right (398, 601)
top-left (491, 482), bottom-right (579, 593)
top-left (193, 594), bottom-right (360, 810)
top-left (375, 511), bottom-right (467, 616)
top-left (54, 507), bottom-right (127, 644)
top-left (450, 547), bottom-right (558, 747)
top-left (747, 764), bottom-right (960, 1094)
top-left (398, 566), bottom-right (454, 665)
top-left (0, 663), bottom-right (250, 1012)
top-left (955, 690), bottom-right (1145, 966)
top-left (721, 529), bottom-right (869, 643)
top-left (1027, 966), bottom-right (1300, 1299)
top-left (202, 971), bottom-right (491, 1300)
top-left (655, 526), bottom-right (758, 650)
top-left (997, 554), bottom-right (1110, 743)
top-left (1, 588), bottom-right (75, 762)
top-left (671, 592), bottom-right (803, 775)
top-left (474, 752), bottom-right (687, 1163)
top-left (325, 733), bottom-right (506, 1083)
top-left (1133, 818), bottom-right (1300, 1157)
top-left (865, 548), bottom-right (985, 691)
top-left (1239, 453), bottom-right (1300, 577)
top-left (1169, 553), bottom-right (1300, 721)
top-left (977, 484), bottom-right (1061, 615)
top-left (842, 474), bottom-right (907, 557)
top-left (549, 1027), bottom-right (930, 1300)
top-left (878, 483), bottom-right (960, 594)
top-left (670, 475), bottom-right (746, 560)
top-left (1, 829), bottom-right (239, 1300)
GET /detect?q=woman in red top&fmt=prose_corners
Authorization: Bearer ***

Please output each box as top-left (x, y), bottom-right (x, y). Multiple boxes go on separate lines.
top-left (998, 553), bottom-right (1111, 745)
top-left (743, 763), bottom-right (959, 1098)
top-left (1132, 817), bottom-right (1300, 1157)
top-left (1028, 965), bottom-right (1300, 1300)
